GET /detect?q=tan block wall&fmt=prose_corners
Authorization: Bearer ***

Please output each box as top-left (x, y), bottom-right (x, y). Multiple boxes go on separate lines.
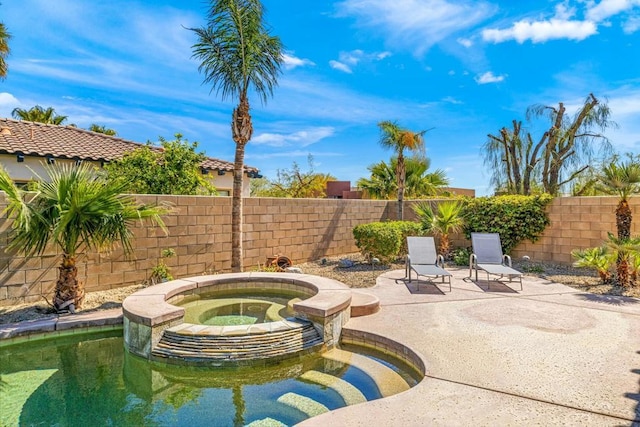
top-left (0, 193), bottom-right (391, 305)
top-left (511, 196), bottom-right (636, 264)
top-left (1, 193), bottom-right (634, 306)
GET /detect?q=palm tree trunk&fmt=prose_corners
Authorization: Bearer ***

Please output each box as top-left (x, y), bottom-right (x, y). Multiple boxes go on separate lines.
top-left (616, 200), bottom-right (632, 241)
top-left (439, 234), bottom-right (451, 259)
top-left (54, 254), bottom-right (84, 311)
top-left (230, 96), bottom-right (253, 272)
top-left (617, 256), bottom-right (630, 288)
top-left (396, 153), bottom-right (405, 220)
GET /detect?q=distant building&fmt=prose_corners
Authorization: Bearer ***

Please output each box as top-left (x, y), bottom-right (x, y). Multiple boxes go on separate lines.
top-left (0, 118), bottom-right (259, 196)
top-left (326, 180), bottom-right (475, 199)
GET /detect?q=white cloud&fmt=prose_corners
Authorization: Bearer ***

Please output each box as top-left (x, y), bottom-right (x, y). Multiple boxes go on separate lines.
top-left (448, 70), bottom-right (456, 76)
top-left (482, 19), bottom-right (597, 44)
top-left (457, 37), bottom-right (473, 47)
top-left (252, 127), bottom-right (335, 147)
top-left (475, 71), bottom-right (506, 84)
top-left (282, 53), bottom-right (315, 70)
top-left (335, 0), bottom-right (496, 56)
top-left (586, 0), bottom-right (640, 22)
top-left (0, 92), bottom-right (21, 113)
top-left (329, 60), bottom-right (353, 74)
top-left (623, 15), bottom-right (640, 32)
top-left (329, 49), bottom-right (390, 73)
top-left (442, 96), bottom-right (463, 105)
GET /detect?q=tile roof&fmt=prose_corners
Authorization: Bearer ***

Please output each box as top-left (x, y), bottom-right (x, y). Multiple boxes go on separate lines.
top-left (0, 118), bottom-right (258, 173)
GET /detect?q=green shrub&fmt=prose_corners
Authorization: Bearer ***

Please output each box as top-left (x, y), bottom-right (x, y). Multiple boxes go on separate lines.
top-left (462, 194), bottom-right (552, 253)
top-left (392, 221), bottom-right (424, 255)
top-left (353, 221), bottom-right (421, 264)
top-left (452, 247), bottom-right (471, 266)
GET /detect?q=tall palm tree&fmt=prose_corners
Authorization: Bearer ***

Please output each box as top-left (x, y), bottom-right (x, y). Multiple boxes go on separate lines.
top-left (378, 121), bottom-right (428, 219)
top-left (357, 156), bottom-right (448, 200)
top-left (413, 200), bottom-right (464, 257)
top-left (190, 0), bottom-right (283, 272)
top-left (0, 163), bottom-right (167, 311)
top-left (11, 105), bottom-right (68, 125)
top-left (0, 20), bottom-right (10, 80)
top-left (596, 155), bottom-right (640, 241)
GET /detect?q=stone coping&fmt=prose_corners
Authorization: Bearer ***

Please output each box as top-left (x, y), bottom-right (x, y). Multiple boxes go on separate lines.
top-left (166, 318), bottom-right (311, 337)
top-left (122, 272), bottom-right (354, 328)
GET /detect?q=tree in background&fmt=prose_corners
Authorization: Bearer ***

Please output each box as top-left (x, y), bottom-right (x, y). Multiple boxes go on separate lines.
top-left (11, 105), bottom-right (68, 125)
top-left (104, 134), bottom-right (217, 195)
top-left (378, 121), bottom-right (429, 219)
top-left (190, 0), bottom-right (283, 272)
top-left (0, 8), bottom-right (9, 80)
top-left (89, 124), bottom-right (117, 136)
top-left (252, 155), bottom-right (335, 198)
top-left (0, 163), bottom-right (167, 311)
top-left (483, 94), bottom-right (614, 195)
top-left (357, 156), bottom-right (448, 200)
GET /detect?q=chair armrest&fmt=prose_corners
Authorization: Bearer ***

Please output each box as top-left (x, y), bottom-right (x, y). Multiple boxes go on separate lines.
top-left (469, 253), bottom-right (477, 277)
top-left (503, 254), bottom-right (512, 267)
top-left (437, 254), bottom-right (445, 268)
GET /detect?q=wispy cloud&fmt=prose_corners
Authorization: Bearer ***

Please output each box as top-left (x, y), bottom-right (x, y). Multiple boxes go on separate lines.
top-left (457, 37), bottom-right (473, 47)
top-left (329, 49), bottom-right (391, 74)
top-left (475, 71), bottom-right (506, 84)
top-left (585, 0), bottom-right (640, 22)
top-left (252, 127), bottom-right (335, 147)
top-left (442, 96), bottom-right (463, 105)
top-left (283, 53), bottom-right (315, 70)
top-left (0, 92), bottom-right (21, 111)
top-left (623, 15), bottom-right (640, 33)
top-left (334, 0), bottom-right (496, 56)
top-left (248, 150), bottom-right (343, 160)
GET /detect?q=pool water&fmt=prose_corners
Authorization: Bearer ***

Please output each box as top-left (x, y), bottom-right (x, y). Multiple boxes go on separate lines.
top-left (0, 330), bottom-right (420, 426)
top-left (178, 295), bottom-right (293, 326)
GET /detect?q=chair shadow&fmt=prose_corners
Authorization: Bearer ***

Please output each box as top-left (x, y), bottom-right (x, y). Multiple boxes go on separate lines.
top-left (464, 277), bottom-right (519, 293)
top-left (575, 293), bottom-right (639, 306)
top-left (395, 278), bottom-right (446, 295)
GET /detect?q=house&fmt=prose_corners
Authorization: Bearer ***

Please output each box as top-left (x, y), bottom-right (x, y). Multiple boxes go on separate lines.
top-left (0, 118), bottom-right (259, 196)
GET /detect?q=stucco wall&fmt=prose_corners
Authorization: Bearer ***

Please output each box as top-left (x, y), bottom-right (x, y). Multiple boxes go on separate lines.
top-left (1, 194), bottom-right (635, 306)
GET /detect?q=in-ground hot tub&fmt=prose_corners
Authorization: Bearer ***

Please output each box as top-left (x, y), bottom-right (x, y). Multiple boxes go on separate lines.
top-left (122, 272), bottom-right (378, 363)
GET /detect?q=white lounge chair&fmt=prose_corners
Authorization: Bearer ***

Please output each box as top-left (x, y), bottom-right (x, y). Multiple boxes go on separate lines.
top-left (469, 233), bottom-right (523, 290)
top-left (406, 236), bottom-right (452, 292)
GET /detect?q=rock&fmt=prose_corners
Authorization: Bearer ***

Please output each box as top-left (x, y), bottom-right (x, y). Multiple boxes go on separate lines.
top-left (285, 267), bottom-right (303, 274)
top-left (338, 259), bottom-right (355, 268)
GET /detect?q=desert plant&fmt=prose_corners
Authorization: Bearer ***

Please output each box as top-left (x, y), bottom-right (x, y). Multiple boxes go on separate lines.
top-left (0, 163), bottom-right (168, 311)
top-left (149, 248), bottom-right (176, 284)
top-left (571, 246), bottom-right (614, 283)
top-left (604, 234), bottom-right (640, 288)
top-left (413, 200), bottom-right (464, 257)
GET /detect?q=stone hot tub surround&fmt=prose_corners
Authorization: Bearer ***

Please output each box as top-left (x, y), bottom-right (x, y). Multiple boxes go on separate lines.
top-left (122, 272), bottom-right (378, 362)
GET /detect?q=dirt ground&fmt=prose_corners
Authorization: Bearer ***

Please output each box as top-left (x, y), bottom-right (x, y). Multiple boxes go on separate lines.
top-left (1, 253), bottom-right (638, 325)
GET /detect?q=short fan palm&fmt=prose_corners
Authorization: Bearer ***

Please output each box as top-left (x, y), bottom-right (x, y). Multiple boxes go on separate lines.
top-left (413, 200), bottom-right (464, 257)
top-left (0, 163), bottom-right (168, 311)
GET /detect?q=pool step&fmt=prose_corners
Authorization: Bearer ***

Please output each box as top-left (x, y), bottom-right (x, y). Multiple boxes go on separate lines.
top-left (151, 320), bottom-right (324, 365)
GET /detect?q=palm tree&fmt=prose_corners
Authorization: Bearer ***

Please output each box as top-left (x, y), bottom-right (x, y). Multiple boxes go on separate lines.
top-left (604, 234), bottom-right (640, 288)
top-left (11, 105), bottom-right (68, 125)
top-left (596, 155), bottom-right (640, 241)
top-left (378, 121), bottom-right (429, 219)
top-left (0, 20), bottom-right (10, 80)
top-left (89, 124), bottom-right (117, 136)
top-left (413, 200), bottom-right (464, 257)
top-left (190, 0), bottom-right (283, 272)
top-left (0, 163), bottom-right (167, 311)
top-left (357, 156), bottom-right (448, 200)
top-left (571, 246), bottom-right (613, 283)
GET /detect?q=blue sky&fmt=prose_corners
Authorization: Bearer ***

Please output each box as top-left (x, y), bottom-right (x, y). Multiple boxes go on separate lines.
top-left (1, 0), bottom-right (639, 195)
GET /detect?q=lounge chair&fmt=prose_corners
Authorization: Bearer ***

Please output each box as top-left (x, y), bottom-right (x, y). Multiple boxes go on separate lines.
top-left (406, 236), bottom-right (452, 292)
top-left (469, 233), bottom-right (523, 290)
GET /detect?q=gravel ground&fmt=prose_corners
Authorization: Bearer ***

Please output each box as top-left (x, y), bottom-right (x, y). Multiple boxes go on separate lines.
top-left (1, 253), bottom-right (638, 325)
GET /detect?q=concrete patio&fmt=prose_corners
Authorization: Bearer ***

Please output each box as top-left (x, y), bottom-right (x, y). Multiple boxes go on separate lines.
top-left (300, 267), bottom-right (640, 426)
top-left (1, 268), bottom-right (638, 426)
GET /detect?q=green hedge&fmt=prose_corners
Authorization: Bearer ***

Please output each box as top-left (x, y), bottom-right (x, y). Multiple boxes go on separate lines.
top-left (352, 221), bottom-right (423, 264)
top-left (461, 194), bottom-right (553, 253)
